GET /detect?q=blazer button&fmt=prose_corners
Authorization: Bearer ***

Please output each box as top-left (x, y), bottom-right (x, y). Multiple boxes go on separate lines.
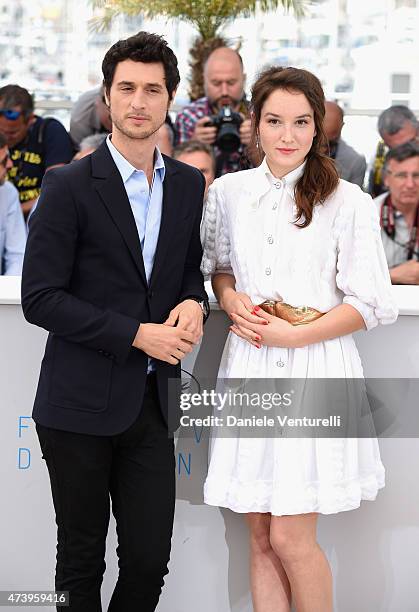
top-left (148, 290), bottom-right (154, 299)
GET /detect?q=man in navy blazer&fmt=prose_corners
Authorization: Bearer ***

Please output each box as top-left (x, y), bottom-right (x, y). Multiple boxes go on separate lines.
top-left (21, 32), bottom-right (207, 612)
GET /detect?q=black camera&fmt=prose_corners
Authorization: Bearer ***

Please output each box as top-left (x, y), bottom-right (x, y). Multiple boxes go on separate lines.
top-left (206, 106), bottom-right (243, 153)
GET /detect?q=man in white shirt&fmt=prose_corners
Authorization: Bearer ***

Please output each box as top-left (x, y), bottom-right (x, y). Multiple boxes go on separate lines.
top-left (0, 132), bottom-right (26, 275)
top-left (374, 141), bottom-right (419, 284)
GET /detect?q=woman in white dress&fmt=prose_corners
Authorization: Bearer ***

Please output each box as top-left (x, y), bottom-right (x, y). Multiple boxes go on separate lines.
top-left (200, 66), bottom-right (398, 611)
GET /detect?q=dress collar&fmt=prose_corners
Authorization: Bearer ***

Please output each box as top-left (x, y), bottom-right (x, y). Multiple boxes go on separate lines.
top-left (250, 157), bottom-right (306, 204)
top-left (258, 156), bottom-right (306, 189)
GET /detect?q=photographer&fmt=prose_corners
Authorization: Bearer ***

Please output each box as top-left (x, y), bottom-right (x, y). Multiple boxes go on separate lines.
top-left (175, 47), bottom-right (256, 177)
top-left (0, 132), bottom-right (26, 275)
top-left (0, 84), bottom-right (74, 217)
top-left (374, 141), bottom-right (419, 284)
top-left (368, 105), bottom-right (419, 198)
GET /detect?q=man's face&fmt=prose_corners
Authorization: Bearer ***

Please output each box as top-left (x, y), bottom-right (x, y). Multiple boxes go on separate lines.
top-left (383, 121), bottom-right (418, 149)
top-left (176, 150), bottom-right (215, 197)
top-left (106, 59), bottom-right (171, 142)
top-left (384, 156), bottom-right (419, 209)
top-left (323, 102), bottom-right (343, 146)
top-left (204, 56), bottom-right (245, 111)
top-left (0, 145), bottom-right (12, 184)
top-left (0, 104), bottom-right (32, 147)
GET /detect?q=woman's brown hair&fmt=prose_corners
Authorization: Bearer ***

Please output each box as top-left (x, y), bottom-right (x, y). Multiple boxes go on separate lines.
top-left (250, 66), bottom-right (339, 228)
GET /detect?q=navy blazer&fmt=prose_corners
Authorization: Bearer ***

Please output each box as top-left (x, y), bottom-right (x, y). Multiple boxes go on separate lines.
top-left (21, 141), bottom-right (207, 435)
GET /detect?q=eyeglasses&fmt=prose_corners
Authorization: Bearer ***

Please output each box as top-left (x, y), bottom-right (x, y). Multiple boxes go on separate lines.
top-left (0, 109), bottom-right (22, 120)
top-left (386, 170), bottom-right (419, 182)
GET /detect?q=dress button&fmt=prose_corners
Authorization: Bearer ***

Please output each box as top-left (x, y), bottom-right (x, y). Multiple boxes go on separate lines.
top-left (272, 203), bottom-right (278, 210)
top-left (267, 235), bottom-right (274, 244)
top-left (265, 267), bottom-right (271, 276)
top-left (276, 359), bottom-right (285, 368)
top-left (274, 181), bottom-right (282, 189)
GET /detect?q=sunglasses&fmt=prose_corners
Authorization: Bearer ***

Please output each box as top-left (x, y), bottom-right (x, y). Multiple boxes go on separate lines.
top-left (0, 109), bottom-right (22, 120)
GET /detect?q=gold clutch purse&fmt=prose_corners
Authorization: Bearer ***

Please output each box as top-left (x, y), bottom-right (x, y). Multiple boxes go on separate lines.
top-left (258, 300), bottom-right (324, 326)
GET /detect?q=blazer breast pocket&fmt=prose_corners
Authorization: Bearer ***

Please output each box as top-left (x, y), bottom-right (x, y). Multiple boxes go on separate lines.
top-left (48, 337), bottom-right (113, 413)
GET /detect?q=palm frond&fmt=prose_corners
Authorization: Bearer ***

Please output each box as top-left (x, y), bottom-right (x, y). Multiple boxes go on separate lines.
top-left (90, 0), bottom-right (309, 35)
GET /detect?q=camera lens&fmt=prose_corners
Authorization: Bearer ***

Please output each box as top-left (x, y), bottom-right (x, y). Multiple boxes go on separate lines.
top-left (216, 125), bottom-right (241, 152)
top-left (214, 106), bottom-right (242, 153)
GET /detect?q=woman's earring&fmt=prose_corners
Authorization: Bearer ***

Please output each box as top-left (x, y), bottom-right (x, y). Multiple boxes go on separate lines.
top-left (256, 134), bottom-right (260, 149)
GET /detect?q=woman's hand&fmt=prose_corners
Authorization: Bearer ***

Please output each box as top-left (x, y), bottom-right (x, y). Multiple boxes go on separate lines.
top-left (230, 307), bottom-right (301, 349)
top-left (220, 290), bottom-right (269, 348)
top-left (230, 303), bottom-right (366, 349)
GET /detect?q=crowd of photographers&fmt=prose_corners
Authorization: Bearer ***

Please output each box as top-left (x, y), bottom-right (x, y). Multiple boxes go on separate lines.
top-left (0, 45), bottom-right (418, 283)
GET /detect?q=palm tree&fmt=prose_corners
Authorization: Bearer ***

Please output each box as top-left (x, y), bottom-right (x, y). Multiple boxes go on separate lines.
top-left (91, 0), bottom-right (308, 100)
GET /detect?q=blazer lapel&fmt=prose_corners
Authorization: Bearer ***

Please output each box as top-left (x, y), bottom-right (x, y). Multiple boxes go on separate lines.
top-left (91, 142), bottom-right (148, 287)
top-left (149, 156), bottom-right (181, 288)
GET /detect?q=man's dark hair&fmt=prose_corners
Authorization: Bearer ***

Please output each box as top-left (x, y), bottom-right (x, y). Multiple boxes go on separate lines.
top-left (378, 105), bottom-right (418, 138)
top-left (383, 140), bottom-right (419, 173)
top-left (0, 84), bottom-right (34, 118)
top-left (102, 31), bottom-right (180, 101)
top-left (0, 131), bottom-right (7, 148)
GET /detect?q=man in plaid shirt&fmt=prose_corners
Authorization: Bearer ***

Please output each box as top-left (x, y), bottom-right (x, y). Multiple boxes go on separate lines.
top-left (175, 47), bottom-right (255, 177)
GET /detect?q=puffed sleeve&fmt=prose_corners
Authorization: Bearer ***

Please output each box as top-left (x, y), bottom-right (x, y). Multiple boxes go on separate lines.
top-left (200, 178), bottom-right (234, 277)
top-left (334, 187), bottom-right (398, 330)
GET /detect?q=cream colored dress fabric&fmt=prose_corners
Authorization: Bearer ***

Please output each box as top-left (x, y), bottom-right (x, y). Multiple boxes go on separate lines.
top-left (200, 158), bottom-right (398, 516)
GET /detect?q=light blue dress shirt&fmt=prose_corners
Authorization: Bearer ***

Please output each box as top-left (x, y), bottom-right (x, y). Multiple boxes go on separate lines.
top-left (0, 181), bottom-right (27, 275)
top-left (106, 135), bottom-right (165, 283)
top-left (106, 136), bottom-right (165, 371)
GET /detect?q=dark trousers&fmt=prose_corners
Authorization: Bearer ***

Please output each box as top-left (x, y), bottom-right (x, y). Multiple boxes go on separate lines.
top-left (36, 375), bottom-right (175, 612)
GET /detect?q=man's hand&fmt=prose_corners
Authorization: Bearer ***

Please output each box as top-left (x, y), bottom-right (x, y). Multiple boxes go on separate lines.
top-left (132, 323), bottom-right (197, 365)
top-left (164, 299), bottom-right (204, 343)
top-left (390, 260), bottom-right (419, 285)
top-left (192, 116), bottom-right (217, 145)
top-left (239, 117), bottom-right (252, 146)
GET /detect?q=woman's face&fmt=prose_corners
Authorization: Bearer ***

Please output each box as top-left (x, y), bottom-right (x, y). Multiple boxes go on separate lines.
top-left (258, 88), bottom-right (316, 177)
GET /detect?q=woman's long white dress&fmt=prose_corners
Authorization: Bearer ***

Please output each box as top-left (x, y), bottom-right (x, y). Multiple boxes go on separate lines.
top-left (200, 158), bottom-right (398, 516)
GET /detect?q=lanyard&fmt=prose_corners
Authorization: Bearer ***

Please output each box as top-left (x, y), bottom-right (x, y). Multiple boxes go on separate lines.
top-left (381, 195), bottom-right (419, 261)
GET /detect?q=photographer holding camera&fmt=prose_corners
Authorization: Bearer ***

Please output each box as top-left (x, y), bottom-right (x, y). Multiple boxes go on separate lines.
top-left (175, 47), bottom-right (256, 177)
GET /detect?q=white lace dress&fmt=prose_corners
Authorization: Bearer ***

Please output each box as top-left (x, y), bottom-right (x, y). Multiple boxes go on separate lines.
top-left (200, 158), bottom-right (398, 516)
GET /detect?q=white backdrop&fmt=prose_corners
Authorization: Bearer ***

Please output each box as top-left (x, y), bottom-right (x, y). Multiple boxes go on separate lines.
top-left (1, 279), bottom-right (419, 611)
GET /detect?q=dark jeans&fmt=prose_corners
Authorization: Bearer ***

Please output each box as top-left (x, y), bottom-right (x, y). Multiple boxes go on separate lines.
top-left (36, 374), bottom-right (175, 612)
